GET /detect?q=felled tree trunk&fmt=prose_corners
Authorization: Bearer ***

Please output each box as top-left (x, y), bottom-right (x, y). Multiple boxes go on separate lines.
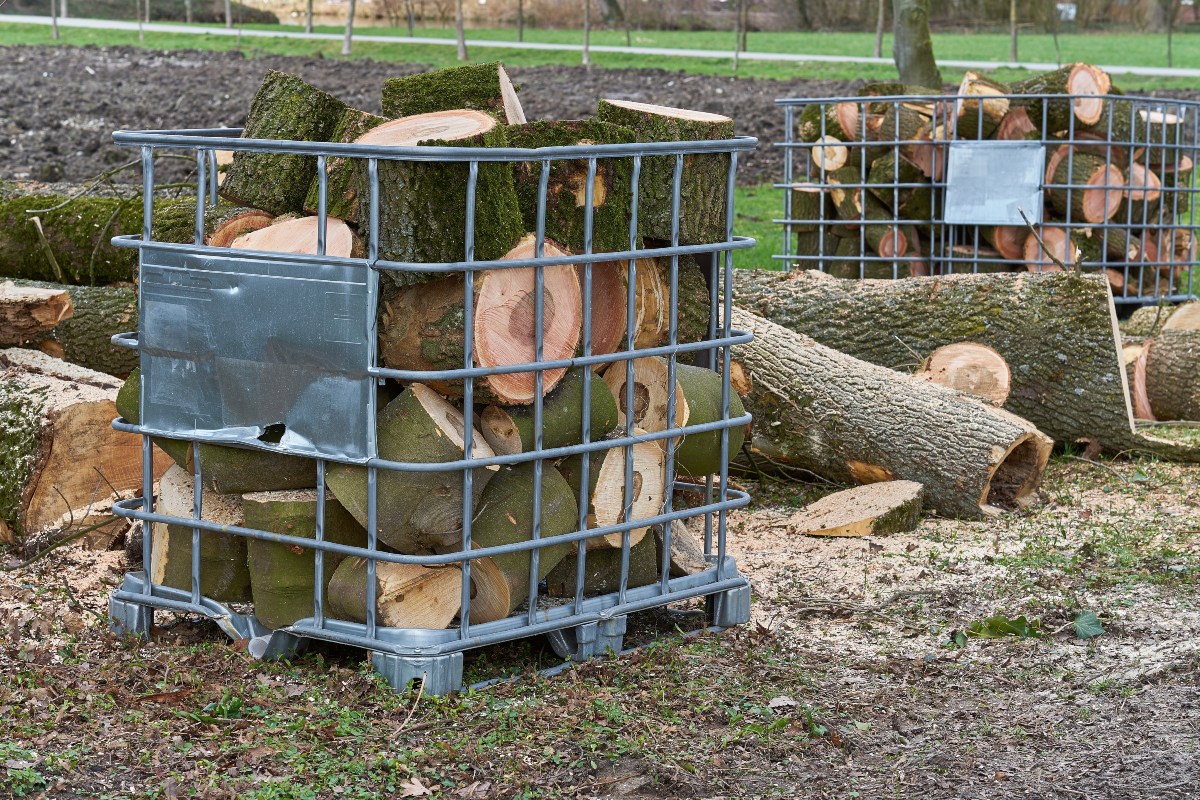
top-left (242, 489), bottom-right (367, 630)
top-left (733, 269), bottom-right (1200, 460)
top-left (378, 235), bottom-right (584, 405)
top-left (220, 71), bottom-right (347, 215)
top-left (301, 108), bottom-right (386, 220)
top-left (0, 282), bottom-right (72, 345)
top-left (480, 369), bottom-right (619, 455)
top-left (505, 120), bottom-right (635, 255)
top-left (351, 111), bottom-right (525, 270)
top-left (730, 309), bottom-right (1052, 519)
top-left (463, 462), bottom-right (579, 623)
top-left (596, 100), bottom-right (734, 245)
top-left (150, 464), bottom-right (251, 603)
top-left (1145, 303), bottom-right (1200, 421)
top-left (381, 62), bottom-right (526, 124)
top-left (0, 350), bottom-right (169, 542)
top-left (557, 436), bottom-right (666, 548)
top-left (326, 559), bottom-right (463, 630)
top-left (325, 384), bottom-right (496, 553)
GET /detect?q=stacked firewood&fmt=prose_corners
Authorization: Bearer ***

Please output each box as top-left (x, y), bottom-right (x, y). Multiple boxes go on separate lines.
top-left (792, 63), bottom-right (1196, 298)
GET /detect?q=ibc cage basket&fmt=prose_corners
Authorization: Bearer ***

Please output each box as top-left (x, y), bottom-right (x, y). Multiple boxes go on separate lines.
top-left (105, 127), bottom-right (757, 695)
top-left (776, 86), bottom-right (1200, 305)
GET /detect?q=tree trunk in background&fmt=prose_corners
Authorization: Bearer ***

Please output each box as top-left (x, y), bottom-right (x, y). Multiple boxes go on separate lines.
top-left (405, 0), bottom-right (414, 36)
top-left (892, 0), bottom-right (942, 88)
top-left (144, 0), bottom-right (151, 24)
top-left (517, 0), bottom-right (524, 41)
top-left (794, 0), bottom-right (812, 29)
top-left (583, 0), bottom-right (591, 67)
top-left (1009, 0), bottom-right (1018, 61)
top-left (733, 0), bottom-right (743, 71)
top-left (740, 0), bottom-right (750, 52)
top-left (874, 0), bottom-right (886, 58)
top-left (50, 0), bottom-right (59, 39)
top-left (342, 0), bottom-right (356, 55)
top-left (185, 0), bottom-right (192, 24)
top-left (1165, 0), bottom-right (1179, 67)
top-left (455, 0), bottom-right (467, 60)
top-left (224, 0), bottom-right (232, 28)
top-left (305, 0), bottom-right (313, 33)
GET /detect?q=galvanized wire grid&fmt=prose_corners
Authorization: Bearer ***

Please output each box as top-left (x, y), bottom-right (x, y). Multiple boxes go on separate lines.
top-left (775, 93), bottom-right (1200, 304)
top-left (106, 129), bottom-right (757, 670)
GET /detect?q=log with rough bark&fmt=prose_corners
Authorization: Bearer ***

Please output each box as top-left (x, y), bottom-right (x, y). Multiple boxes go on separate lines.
top-left (381, 62), bottom-right (526, 124)
top-left (150, 199), bottom-right (275, 247)
top-left (545, 530), bottom-right (659, 597)
top-left (480, 369), bottom-right (619, 456)
top-left (378, 235), bottom-right (584, 404)
top-left (628, 252), bottom-right (712, 349)
top-left (955, 72), bottom-right (1010, 139)
top-left (786, 481), bottom-right (924, 537)
top-left (1010, 63), bottom-right (1109, 132)
top-left (557, 436), bottom-right (666, 548)
top-left (325, 384), bottom-right (496, 553)
top-left (1045, 149), bottom-right (1124, 223)
top-left (1144, 302), bottom-right (1200, 421)
top-left (326, 559), bottom-right (463, 630)
top-left (506, 120), bottom-right (635, 254)
top-left (301, 108), bottom-right (386, 220)
top-left (0, 349), bottom-right (169, 542)
top-left (461, 462), bottom-right (578, 623)
top-left (596, 100), bottom-right (734, 245)
top-left (352, 110), bottom-right (525, 271)
top-left (0, 281), bottom-right (72, 345)
top-left (1122, 304), bottom-right (1176, 338)
top-left (150, 464), bottom-right (252, 603)
top-left (242, 489), bottom-right (367, 630)
top-left (915, 342), bottom-right (1011, 405)
top-left (729, 309), bottom-right (1052, 519)
top-left (220, 71), bottom-right (347, 215)
top-left (732, 269), bottom-right (1200, 460)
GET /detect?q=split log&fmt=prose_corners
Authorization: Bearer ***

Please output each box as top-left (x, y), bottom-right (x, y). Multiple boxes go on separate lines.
top-left (732, 269), bottom-right (1200, 460)
top-left (220, 71), bottom-right (347, 215)
top-left (325, 384), bottom-right (496, 553)
top-left (915, 343), bottom-right (1011, 406)
top-left (462, 462), bottom-right (579, 623)
top-left (1010, 63), bottom-right (1109, 132)
top-left (601, 358), bottom-right (747, 478)
top-left (786, 481), bottom-right (924, 537)
top-left (0, 349), bottom-right (169, 541)
top-left (1123, 341), bottom-right (1155, 421)
top-left (381, 62), bottom-right (526, 124)
top-left (796, 101), bottom-right (862, 142)
top-left (301, 108), bottom-right (386, 220)
top-left (557, 436), bottom-right (666, 548)
top-left (114, 368), bottom-right (318, 494)
top-left (955, 72), bottom-right (1010, 139)
top-left (1145, 302), bottom-right (1200, 421)
top-left (995, 107), bottom-right (1037, 141)
top-left (729, 309), bottom-right (1052, 519)
top-left (0, 281), bottom-right (72, 345)
top-left (480, 369), bottom-right (619, 456)
top-left (378, 235), bottom-right (584, 404)
top-left (242, 489), bottom-right (367, 630)
top-left (506, 120), bottom-right (635, 254)
top-left (150, 464), bottom-right (251, 603)
top-left (1045, 150), bottom-right (1124, 223)
top-left (231, 214), bottom-right (361, 258)
top-left (545, 529), bottom-right (659, 597)
top-left (150, 199), bottom-right (275, 247)
top-left (352, 110), bottom-right (524, 271)
top-left (596, 99), bottom-right (734, 245)
top-left (326, 559), bottom-right (463, 630)
top-left (629, 252), bottom-right (714, 350)
top-left (654, 518), bottom-right (709, 576)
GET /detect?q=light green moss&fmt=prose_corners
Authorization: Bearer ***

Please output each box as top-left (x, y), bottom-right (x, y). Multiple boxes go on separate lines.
top-left (0, 381), bottom-right (47, 535)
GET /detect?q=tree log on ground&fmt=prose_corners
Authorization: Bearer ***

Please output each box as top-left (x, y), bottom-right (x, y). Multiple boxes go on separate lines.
top-left (0, 349), bottom-right (169, 542)
top-left (786, 481), bottom-right (924, 537)
top-left (729, 308), bottom-right (1052, 519)
top-left (733, 269), bottom-right (1200, 460)
top-left (1145, 302), bottom-right (1200, 421)
top-left (0, 281), bottom-right (72, 345)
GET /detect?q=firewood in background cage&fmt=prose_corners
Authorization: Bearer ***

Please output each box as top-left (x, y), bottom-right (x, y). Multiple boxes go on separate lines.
top-left (545, 530), bottom-right (660, 597)
top-left (325, 384), bottom-right (497, 553)
top-left (980, 226), bottom-right (1028, 261)
top-left (326, 559), bottom-right (463, 630)
top-left (786, 481), bottom-right (925, 538)
top-left (1009, 63), bottom-right (1109, 133)
top-left (597, 99), bottom-right (733, 245)
top-left (301, 107), bottom-right (386, 220)
top-left (380, 61), bottom-right (525, 124)
top-left (242, 489), bottom-right (367, 630)
top-left (1119, 162), bottom-right (1163, 221)
top-left (557, 435), bottom-right (666, 549)
top-left (1144, 302), bottom-right (1200, 422)
top-left (942, 245), bottom-right (1017, 274)
top-left (1131, 109), bottom-right (1184, 166)
top-left (150, 464), bottom-right (251, 603)
top-left (351, 110), bottom-right (525, 271)
top-left (915, 342), bottom-right (1012, 405)
top-left (220, 70), bottom-right (347, 216)
top-left (377, 235), bottom-right (584, 405)
top-left (1023, 226), bottom-right (1079, 271)
top-left (954, 72), bottom-right (1010, 139)
top-left (994, 107), bottom-right (1038, 141)
top-left (480, 369), bottom-right (619, 456)
top-left (1044, 148), bottom-right (1125, 225)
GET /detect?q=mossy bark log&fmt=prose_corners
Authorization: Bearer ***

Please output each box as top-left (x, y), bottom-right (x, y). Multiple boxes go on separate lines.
top-left (326, 559), bottom-right (463, 630)
top-left (151, 464), bottom-right (251, 602)
top-left (0, 349), bottom-right (169, 542)
top-left (596, 100), bottom-right (734, 245)
top-left (730, 309), bottom-right (1052, 519)
top-left (381, 62), bottom-right (525, 124)
top-left (219, 71), bottom-right (347, 215)
top-left (150, 199), bottom-right (275, 247)
top-left (672, 364), bottom-right (746, 479)
top-left (242, 490), bottom-right (367, 630)
top-left (12, 281), bottom-right (139, 377)
top-left (462, 462), bottom-right (579, 623)
top-left (325, 384), bottom-right (496, 553)
top-left (505, 120), bottom-right (635, 254)
top-left (1122, 304), bottom-right (1176, 338)
top-left (301, 108), bottom-right (386, 220)
top-left (545, 530), bottom-right (659, 597)
top-left (733, 269), bottom-right (1200, 461)
top-left (480, 369), bottom-right (619, 456)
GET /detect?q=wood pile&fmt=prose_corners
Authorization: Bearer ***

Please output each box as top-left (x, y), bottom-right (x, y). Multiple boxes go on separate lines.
top-left (792, 63), bottom-right (1196, 297)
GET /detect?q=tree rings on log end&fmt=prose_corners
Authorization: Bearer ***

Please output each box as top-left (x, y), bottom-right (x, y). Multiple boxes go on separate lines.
top-left (786, 480), bottom-right (924, 537)
top-left (231, 215), bottom-right (359, 257)
top-left (916, 342), bottom-right (1012, 406)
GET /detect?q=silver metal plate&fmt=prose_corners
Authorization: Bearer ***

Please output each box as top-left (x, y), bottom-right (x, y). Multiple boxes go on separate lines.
top-left (138, 246), bottom-right (372, 462)
top-left (944, 141), bottom-right (1046, 226)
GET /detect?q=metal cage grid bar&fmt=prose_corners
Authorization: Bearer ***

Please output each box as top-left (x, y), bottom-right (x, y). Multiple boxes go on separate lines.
top-left (775, 93), bottom-right (1199, 305)
top-left (105, 128), bottom-right (758, 693)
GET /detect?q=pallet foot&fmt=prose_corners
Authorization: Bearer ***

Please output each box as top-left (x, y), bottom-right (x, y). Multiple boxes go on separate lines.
top-left (371, 651), bottom-right (464, 696)
top-left (546, 616), bottom-right (627, 662)
top-left (707, 582), bottom-right (751, 629)
top-left (108, 595), bottom-right (153, 638)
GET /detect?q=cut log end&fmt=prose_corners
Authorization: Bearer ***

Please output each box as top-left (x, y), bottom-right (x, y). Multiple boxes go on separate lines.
top-left (981, 427), bottom-right (1052, 515)
top-left (355, 109), bottom-right (498, 147)
top-left (916, 343), bottom-right (1012, 406)
top-left (585, 439), bottom-right (667, 548)
top-left (231, 215), bottom-right (358, 258)
top-left (812, 135), bottom-right (850, 172)
top-left (1068, 63), bottom-right (1108, 126)
top-left (787, 480), bottom-right (924, 537)
top-left (601, 357), bottom-right (690, 443)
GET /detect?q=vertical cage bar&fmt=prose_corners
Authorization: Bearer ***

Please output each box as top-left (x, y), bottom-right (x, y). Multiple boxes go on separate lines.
top-left (314, 458), bottom-right (327, 628)
top-left (459, 160), bottom-right (481, 639)
top-left (526, 159), bottom-right (552, 627)
top-left (190, 441), bottom-right (203, 605)
top-left (194, 150), bottom-right (207, 245)
top-left (573, 157), bottom-right (599, 611)
top-left (317, 154), bottom-right (328, 257)
top-left (782, 104), bottom-right (794, 271)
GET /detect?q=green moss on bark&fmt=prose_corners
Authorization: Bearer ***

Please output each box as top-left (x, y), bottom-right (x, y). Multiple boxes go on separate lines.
top-left (15, 280), bottom-right (138, 377)
top-left (0, 381), bottom-right (46, 535)
top-left (381, 62), bottom-right (521, 122)
top-left (302, 108), bottom-right (387, 220)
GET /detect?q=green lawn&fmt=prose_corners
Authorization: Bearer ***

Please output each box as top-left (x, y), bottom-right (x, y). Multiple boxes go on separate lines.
top-left (2, 21), bottom-right (1198, 90)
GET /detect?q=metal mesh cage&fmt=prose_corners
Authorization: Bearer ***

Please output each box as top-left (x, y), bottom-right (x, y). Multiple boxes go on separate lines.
top-left (105, 127), bottom-right (757, 694)
top-left (776, 91), bottom-right (1199, 304)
